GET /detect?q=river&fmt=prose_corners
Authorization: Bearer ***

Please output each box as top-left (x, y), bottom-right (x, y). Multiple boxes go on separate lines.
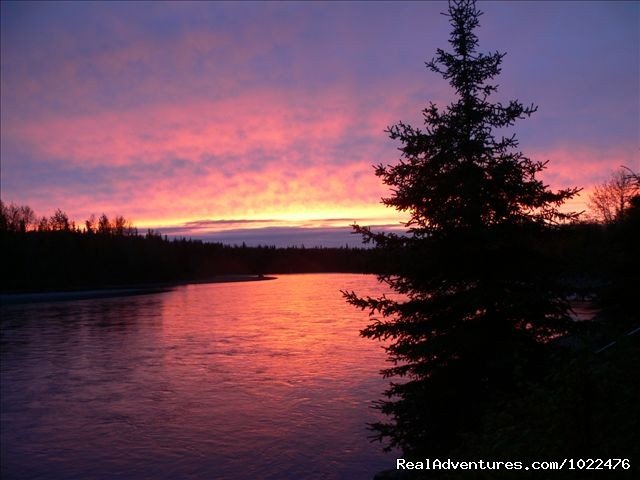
top-left (1, 274), bottom-right (396, 480)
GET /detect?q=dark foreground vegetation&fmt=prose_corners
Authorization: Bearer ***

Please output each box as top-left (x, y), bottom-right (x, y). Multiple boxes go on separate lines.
top-left (343, 0), bottom-right (639, 477)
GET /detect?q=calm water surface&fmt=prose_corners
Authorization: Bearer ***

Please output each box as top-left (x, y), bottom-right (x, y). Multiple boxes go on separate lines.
top-left (1, 274), bottom-right (396, 479)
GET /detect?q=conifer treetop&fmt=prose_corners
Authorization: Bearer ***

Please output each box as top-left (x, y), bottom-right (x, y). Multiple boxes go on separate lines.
top-left (374, 0), bottom-right (579, 237)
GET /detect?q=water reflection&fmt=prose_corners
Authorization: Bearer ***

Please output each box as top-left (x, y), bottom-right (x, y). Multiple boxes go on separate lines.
top-left (1, 274), bottom-right (394, 479)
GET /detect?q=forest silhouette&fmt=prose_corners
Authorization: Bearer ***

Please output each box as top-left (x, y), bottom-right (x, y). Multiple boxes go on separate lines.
top-left (343, 0), bottom-right (639, 473)
top-left (0, 203), bottom-right (386, 292)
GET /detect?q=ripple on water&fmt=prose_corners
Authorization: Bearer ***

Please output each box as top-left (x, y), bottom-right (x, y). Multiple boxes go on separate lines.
top-left (1, 273), bottom-right (396, 480)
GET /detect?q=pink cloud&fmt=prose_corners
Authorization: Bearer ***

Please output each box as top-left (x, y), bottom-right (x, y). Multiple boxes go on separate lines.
top-left (7, 87), bottom-right (634, 226)
top-left (530, 144), bottom-right (639, 214)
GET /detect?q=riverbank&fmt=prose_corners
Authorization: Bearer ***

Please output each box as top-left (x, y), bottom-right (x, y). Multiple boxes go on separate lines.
top-left (0, 275), bottom-right (276, 305)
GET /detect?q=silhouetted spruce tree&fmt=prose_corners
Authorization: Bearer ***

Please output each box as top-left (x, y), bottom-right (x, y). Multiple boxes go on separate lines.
top-left (344, 0), bottom-right (579, 457)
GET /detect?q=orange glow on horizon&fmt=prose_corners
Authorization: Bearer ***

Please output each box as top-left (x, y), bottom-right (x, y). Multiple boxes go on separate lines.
top-left (4, 69), bottom-right (630, 229)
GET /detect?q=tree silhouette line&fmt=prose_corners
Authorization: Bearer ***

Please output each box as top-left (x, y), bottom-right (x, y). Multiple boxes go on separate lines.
top-left (0, 201), bottom-right (384, 292)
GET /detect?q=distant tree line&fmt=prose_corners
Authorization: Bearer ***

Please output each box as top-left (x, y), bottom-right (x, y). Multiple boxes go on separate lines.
top-left (0, 201), bottom-right (137, 236)
top-left (0, 201), bottom-right (383, 292)
top-left (1, 193), bottom-right (637, 295)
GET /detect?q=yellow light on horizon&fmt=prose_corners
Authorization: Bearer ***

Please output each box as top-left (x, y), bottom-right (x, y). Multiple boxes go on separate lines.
top-left (135, 205), bottom-right (407, 233)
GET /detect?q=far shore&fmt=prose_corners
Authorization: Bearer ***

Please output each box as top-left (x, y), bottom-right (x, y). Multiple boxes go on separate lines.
top-left (0, 275), bottom-right (277, 306)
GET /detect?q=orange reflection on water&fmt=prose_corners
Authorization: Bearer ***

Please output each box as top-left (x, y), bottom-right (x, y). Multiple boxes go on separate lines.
top-left (0, 274), bottom-right (396, 479)
top-left (157, 273), bottom-right (389, 382)
top-left (150, 273), bottom-right (395, 477)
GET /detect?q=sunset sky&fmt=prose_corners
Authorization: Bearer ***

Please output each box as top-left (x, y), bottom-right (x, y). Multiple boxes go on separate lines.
top-left (1, 1), bottom-right (638, 246)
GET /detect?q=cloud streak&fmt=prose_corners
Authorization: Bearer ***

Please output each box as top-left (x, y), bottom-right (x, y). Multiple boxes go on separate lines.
top-left (159, 224), bottom-right (405, 248)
